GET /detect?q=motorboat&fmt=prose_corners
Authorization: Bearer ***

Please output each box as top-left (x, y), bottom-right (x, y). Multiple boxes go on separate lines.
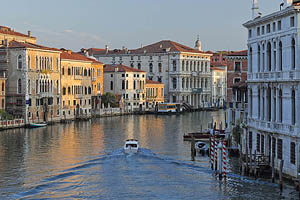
top-left (124, 139), bottom-right (139, 154)
top-left (195, 141), bottom-right (209, 155)
top-left (29, 122), bottom-right (47, 128)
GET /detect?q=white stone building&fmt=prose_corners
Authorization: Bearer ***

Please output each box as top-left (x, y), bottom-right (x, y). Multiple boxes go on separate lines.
top-left (243, 0), bottom-right (300, 178)
top-left (103, 64), bottom-right (146, 112)
top-left (89, 39), bottom-right (212, 108)
top-left (211, 66), bottom-right (227, 107)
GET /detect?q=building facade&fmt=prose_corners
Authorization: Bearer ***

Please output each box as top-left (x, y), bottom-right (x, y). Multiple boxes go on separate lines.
top-left (243, 0), bottom-right (300, 178)
top-left (145, 79), bottom-right (164, 110)
top-left (211, 66), bottom-right (227, 107)
top-left (0, 40), bottom-right (61, 123)
top-left (60, 50), bottom-right (102, 120)
top-left (103, 64), bottom-right (146, 112)
top-left (89, 40), bottom-right (212, 108)
top-left (226, 50), bottom-right (248, 104)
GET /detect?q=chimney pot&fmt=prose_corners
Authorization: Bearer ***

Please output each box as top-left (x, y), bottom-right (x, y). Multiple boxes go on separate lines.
top-left (28, 31), bottom-right (31, 37)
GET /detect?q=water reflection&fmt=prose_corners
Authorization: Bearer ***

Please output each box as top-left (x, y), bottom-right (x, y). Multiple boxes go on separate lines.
top-left (0, 111), bottom-right (297, 199)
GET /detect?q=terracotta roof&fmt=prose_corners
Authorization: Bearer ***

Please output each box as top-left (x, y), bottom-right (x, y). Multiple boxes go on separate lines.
top-left (227, 50), bottom-right (248, 57)
top-left (8, 40), bottom-right (60, 51)
top-left (60, 50), bottom-right (103, 64)
top-left (146, 79), bottom-right (163, 84)
top-left (90, 40), bottom-right (212, 55)
top-left (103, 64), bottom-right (146, 73)
top-left (0, 26), bottom-right (36, 39)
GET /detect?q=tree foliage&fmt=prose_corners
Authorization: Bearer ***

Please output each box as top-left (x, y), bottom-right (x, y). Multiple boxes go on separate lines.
top-left (101, 92), bottom-right (117, 108)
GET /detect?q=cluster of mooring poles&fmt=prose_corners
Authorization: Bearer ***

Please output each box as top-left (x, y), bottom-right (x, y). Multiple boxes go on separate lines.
top-left (209, 135), bottom-right (228, 181)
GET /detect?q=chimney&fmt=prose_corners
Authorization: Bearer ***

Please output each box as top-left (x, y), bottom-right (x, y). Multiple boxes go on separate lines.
top-left (105, 45), bottom-right (109, 54)
top-left (28, 31), bottom-right (31, 37)
top-left (252, 0), bottom-right (259, 19)
top-left (284, 0), bottom-right (293, 8)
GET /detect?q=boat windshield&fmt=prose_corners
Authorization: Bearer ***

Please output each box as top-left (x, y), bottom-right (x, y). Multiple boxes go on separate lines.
top-left (126, 144), bottom-right (137, 148)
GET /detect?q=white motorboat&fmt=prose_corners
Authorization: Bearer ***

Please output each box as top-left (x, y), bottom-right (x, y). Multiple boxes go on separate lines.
top-left (124, 139), bottom-right (139, 154)
top-left (195, 141), bottom-right (209, 155)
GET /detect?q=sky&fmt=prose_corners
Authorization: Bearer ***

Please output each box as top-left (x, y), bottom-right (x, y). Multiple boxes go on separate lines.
top-left (1, 0), bottom-right (283, 52)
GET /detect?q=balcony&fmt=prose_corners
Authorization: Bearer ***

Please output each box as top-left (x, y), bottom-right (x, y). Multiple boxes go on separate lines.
top-left (39, 92), bottom-right (53, 98)
top-left (247, 118), bottom-right (298, 137)
top-left (248, 71), bottom-right (300, 82)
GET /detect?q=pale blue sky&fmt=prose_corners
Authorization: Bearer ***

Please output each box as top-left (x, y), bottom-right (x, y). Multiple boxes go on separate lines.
top-left (1, 0), bottom-right (283, 51)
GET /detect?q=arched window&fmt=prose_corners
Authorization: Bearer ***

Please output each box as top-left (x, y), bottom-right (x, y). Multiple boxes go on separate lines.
top-left (249, 47), bottom-right (252, 73)
top-left (36, 80), bottom-right (39, 94)
top-left (88, 69), bottom-right (91, 76)
top-left (88, 87), bottom-right (91, 94)
top-left (262, 44), bottom-right (265, 71)
top-left (137, 63), bottom-right (141, 70)
top-left (68, 67), bottom-right (71, 75)
top-left (85, 87), bottom-right (87, 95)
top-left (36, 56), bottom-right (39, 70)
top-left (273, 42), bottom-right (276, 71)
top-left (292, 89), bottom-right (296, 125)
top-left (258, 88), bottom-right (260, 119)
top-left (273, 88), bottom-right (276, 122)
top-left (249, 89), bottom-right (253, 117)
top-left (39, 56), bottom-right (42, 70)
top-left (28, 80), bottom-right (31, 94)
top-left (267, 87), bottom-right (271, 121)
top-left (267, 42), bottom-right (271, 71)
top-left (56, 80), bottom-right (59, 94)
top-left (17, 79), bottom-right (22, 94)
top-left (28, 56), bottom-right (31, 69)
top-left (182, 60), bottom-right (185, 71)
top-left (18, 55), bottom-right (22, 69)
top-left (1, 82), bottom-right (4, 92)
top-left (130, 63), bottom-right (134, 68)
top-left (279, 41), bottom-right (283, 71)
top-left (279, 89), bottom-right (282, 122)
top-left (149, 63), bottom-right (153, 73)
top-left (173, 60), bottom-right (176, 71)
top-left (84, 69), bottom-right (87, 76)
top-left (292, 38), bottom-right (295, 69)
top-left (257, 44), bottom-right (260, 72)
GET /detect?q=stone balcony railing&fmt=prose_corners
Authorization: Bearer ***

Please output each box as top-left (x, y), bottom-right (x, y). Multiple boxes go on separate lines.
top-left (247, 118), bottom-right (298, 137)
top-left (248, 70), bottom-right (300, 82)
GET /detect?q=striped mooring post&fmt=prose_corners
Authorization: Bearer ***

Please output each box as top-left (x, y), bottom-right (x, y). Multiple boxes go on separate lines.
top-left (222, 140), bottom-right (228, 179)
top-left (210, 136), bottom-right (215, 170)
top-left (214, 138), bottom-right (218, 171)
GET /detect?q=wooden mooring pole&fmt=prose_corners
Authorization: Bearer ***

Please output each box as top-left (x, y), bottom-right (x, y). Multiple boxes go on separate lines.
top-left (279, 160), bottom-right (284, 193)
top-left (191, 136), bottom-right (196, 161)
top-left (298, 168), bottom-right (300, 198)
top-left (272, 154), bottom-right (275, 183)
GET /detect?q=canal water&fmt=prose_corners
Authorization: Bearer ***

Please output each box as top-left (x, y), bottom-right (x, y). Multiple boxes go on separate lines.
top-left (0, 111), bottom-right (298, 199)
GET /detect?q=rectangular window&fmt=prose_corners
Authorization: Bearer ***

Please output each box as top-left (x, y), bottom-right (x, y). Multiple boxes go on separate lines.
top-left (272, 137), bottom-right (276, 158)
top-left (110, 81), bottom-right (113, 90)
top-left (291, 142), bottom-right (296, 164)
top-left (256, 133), bottom-right (261, 152)
top-left (278, 20), bottom-right (282, 30)
top-left (291, 16), bottom-right (295, 27)
top-left (261, 135), bottom-right (265, 154)
top-left (257, 27), bottom-right (260, 36)
top-left (277, 139), bottom-right (282, 159)
top-left (267, 24), bottom-right (270, 33)
top-left (234, 62), bottom-right (241, 72)
top-left (248, 29), bottom-right (252, 38)
top-left (249, 131), bottom-right (253, 150)
top-left (262, 26), bottom-right (265, 34)
top-left (272, 22), bottom-right (276, 32)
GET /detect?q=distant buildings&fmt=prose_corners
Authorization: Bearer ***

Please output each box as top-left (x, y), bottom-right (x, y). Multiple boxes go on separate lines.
top-left (211, 66), bottom-right (227, 107)
top-left (103, 64), bottom-right (146, 112)
top-left (145, 79), bottom-right (164, 110)
top-left (226, 50), bottom-right (248, 104)
top-left (88, 39), bottom-right (213, 108)
top-left (243, 0), bottom-right (300, 178)
top-left (0, 26), bottom-right (104, 123)
top-left (60, 50), bottom-right (103, 120)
